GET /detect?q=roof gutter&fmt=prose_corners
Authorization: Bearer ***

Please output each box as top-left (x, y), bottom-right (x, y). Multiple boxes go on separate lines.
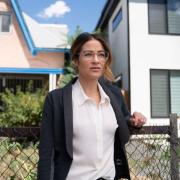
top-left (35, 47), bottom-right (70, 53)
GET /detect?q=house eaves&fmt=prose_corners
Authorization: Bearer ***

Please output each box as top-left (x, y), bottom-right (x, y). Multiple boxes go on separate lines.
top-left (95, 0), bottom-right (119, 30)
top-left (10, 0), bottom-right (69, 55)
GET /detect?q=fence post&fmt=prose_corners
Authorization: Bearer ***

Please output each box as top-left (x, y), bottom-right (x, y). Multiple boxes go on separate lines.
top-left (170, 113), bottom-right (179, 180)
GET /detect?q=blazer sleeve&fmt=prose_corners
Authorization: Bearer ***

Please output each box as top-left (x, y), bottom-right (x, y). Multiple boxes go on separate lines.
top-left (119, 89), bottom-right (133, 127)
top-left (110, 84), bottom-right (133, 127)
top-left (38, 93), bottom-right (55, 180)
top-left (115, 86), bottom-right (142, 131)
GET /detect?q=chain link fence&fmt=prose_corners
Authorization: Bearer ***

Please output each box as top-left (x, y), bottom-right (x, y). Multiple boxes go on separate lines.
top-left (0, 128), bottom-right (39, 180)
top-left (0, 115), bottom-right (179, 180)
top-left (127, 129), bottom-right (170, 179)
top-left (127, 114), bottom-right (180, 180)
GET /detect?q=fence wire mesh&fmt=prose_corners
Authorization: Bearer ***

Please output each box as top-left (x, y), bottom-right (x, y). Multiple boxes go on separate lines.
top-left (0, 128), bottom-right (39, 180)
top-left (0, 126), bottom-right (179, 180)
top-left (126, 134), bottom-right (171, 180)
top-left (126, 123), bottom-right (180, 180)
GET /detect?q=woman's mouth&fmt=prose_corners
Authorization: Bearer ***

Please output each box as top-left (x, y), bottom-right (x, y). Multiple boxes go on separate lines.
top-left (90, 67), bottom-right (101, 70)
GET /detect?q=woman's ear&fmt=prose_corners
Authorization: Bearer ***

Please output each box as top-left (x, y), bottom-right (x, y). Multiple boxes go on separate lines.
top-left (72, 59), bottom-right (79, 73)
top-left (73, 59), bottom-right (79, 67)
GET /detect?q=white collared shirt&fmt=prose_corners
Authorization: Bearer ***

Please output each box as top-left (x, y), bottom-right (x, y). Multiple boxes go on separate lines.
top-left (66, 80), bottom-right (118, 180)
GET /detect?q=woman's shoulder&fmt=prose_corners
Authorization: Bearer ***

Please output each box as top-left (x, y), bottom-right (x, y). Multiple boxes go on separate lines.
top-left (48, 88), bottom-right (62, 97)
top-left (102, 78), bottom-right (121, 93)
top-left (47, 78), bottom-right (75, 99)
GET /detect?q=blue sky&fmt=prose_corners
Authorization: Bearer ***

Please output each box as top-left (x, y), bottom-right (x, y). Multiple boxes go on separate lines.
top-left (17, 0), bottom-right (106, 36)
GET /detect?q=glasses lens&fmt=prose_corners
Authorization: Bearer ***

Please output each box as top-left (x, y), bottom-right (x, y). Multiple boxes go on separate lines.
top-left (81, 51), bottom-right (109, 61)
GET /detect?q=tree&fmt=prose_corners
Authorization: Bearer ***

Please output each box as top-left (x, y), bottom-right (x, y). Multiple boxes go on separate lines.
top-left (68, 25), bottom-right (83, 45)
top-left (57, 26), bottom-right (83, 87)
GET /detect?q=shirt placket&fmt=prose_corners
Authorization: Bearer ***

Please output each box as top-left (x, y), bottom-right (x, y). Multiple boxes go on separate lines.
top-left (95, 103), bottom-right (103, 168)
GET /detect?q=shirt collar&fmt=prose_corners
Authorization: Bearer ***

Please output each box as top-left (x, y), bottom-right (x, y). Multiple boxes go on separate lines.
top-left (98, 83), bottom-right (110, 104)
top-left (73, 79), bottom-right (110, 106)
top-left (73, 79), bottom-right (90, 106)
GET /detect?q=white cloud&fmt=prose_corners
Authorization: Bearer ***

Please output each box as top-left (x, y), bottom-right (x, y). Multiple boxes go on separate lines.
top-left (38, 1), bottom-right (71, 19)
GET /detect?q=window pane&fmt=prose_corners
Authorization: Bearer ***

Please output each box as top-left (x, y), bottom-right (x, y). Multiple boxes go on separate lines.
top-left (151, 70), bottom-right (169, 117)
top-left (0, 13), bottom-right (11, 32)
top-left (0, 16), bottom-right (2, 31)
top-left (2, 14), bottom-right (11, 32)
top-left (167, 0), bottom-right (180, 34)
top-left (170, 71), bottom-right (180, 116)
top-left (148, 0), bottom-right (167, 34)
top-left (112, 8), bottom-right (122, 31)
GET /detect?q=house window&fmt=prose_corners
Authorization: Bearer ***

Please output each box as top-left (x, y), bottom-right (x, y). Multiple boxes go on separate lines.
top-left (0, 74), bottom-right (48, 94)
top-left (0, 11), bottom-right (11, 32)
top-left (112, 8), bottom-right (122, 31)
top-left (148, 0), bottom-right (180, 34)
top-left (150, 70), bottom-right (180, 118)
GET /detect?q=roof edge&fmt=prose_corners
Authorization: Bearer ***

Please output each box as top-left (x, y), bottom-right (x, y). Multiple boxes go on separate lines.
top-left (35, 47), bottom-right (70, 53)
top-left (10, 0), bottom-right (68, 56)
top-left (11, 0), bottom-right (36, 55)
top-left (0, 67), bottom-right (64, 74)
top-left (95, 0), bottom-right (119, 30)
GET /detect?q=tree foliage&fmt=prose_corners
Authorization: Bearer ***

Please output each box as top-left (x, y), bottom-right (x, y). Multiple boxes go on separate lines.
top-left (58, 25), bottom-right (84, 87)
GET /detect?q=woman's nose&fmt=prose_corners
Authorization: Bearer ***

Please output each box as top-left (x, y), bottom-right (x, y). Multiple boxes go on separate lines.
top-left (93, 54), bottom-right (100, 62)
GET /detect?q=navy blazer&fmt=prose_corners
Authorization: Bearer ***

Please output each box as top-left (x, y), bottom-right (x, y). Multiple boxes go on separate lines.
top-left (38, 78), bottom-right (132, 180)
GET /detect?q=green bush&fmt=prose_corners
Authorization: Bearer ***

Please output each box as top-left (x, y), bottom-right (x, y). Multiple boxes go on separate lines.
top-left (0, 87), bottom-right (46, 127)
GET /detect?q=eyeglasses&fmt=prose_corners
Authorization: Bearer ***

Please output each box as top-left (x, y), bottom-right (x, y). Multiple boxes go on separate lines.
top-left (79, 50), bottom-right (109, 61)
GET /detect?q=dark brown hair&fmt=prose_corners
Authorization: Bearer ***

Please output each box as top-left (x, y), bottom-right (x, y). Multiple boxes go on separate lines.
top-left (70, 32), bottom-right (114, 81)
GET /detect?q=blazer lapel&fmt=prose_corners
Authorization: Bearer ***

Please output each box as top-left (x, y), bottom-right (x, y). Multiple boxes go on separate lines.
top-left (63, 83), bottom-right (73, 159)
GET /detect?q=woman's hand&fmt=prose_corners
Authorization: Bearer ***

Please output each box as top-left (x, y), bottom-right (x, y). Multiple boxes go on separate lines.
top-left (130, 112), bottom-right (146, 127)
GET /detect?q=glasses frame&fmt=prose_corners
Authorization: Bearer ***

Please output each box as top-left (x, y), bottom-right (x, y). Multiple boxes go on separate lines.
top-left (78, 50), bottom-right (109, 62)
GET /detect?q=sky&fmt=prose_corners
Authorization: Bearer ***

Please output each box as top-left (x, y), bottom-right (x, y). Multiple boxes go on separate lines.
top-left (17, 0), bottom-right (106, 36)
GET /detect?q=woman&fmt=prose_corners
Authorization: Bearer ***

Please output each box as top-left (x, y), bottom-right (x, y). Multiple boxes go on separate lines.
top-left (38, 32), bottom-right (146, 180)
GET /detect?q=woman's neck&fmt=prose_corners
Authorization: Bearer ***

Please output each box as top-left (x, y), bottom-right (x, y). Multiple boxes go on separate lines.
top-left (79, 77), bottom-right (98, 95)
top-left (78, 77), bottom-right (100, 105)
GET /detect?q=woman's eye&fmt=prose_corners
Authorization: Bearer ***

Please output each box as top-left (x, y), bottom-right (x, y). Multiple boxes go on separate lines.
top-left (98, 53), bottom-right (105, 58)
top-left (84, 53), bottom-right (93, 57)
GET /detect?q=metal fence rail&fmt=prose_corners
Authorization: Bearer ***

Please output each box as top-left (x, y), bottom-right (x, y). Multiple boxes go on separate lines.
top-left (0, 114), bottom-right (179, 180)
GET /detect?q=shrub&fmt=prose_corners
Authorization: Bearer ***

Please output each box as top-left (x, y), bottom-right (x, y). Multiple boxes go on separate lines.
top-left (0, 87), bottom-right (46, 127)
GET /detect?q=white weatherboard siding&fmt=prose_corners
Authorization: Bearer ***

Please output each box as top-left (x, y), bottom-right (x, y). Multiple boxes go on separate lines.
top-left (108, 0), bottom-right (129, 90)
top-left (129, 0), bottom-right (180, 125)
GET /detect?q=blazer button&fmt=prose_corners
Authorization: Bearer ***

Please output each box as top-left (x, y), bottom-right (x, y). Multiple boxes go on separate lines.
top-left (116, 158), bottom-right (122, 166)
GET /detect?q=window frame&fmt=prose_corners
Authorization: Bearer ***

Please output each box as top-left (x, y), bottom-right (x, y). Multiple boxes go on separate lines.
top-left (150, 69), bottom-right (171, 118)
top-left (150, 69), bottom-right (180, 118)
top-left (0, 11), bottom-right (12, 33)
top-left (112, 8), bottom-right (123, 32)
top-left (148, 0), bottom-right (180, 35)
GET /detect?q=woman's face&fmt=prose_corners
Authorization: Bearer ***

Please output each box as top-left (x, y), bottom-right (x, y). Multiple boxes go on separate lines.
top-left (75, 39), bottom-right (108, 81)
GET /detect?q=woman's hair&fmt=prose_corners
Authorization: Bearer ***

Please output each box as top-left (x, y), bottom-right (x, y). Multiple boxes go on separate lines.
top-left (70, 32), bottom-right (114, 82)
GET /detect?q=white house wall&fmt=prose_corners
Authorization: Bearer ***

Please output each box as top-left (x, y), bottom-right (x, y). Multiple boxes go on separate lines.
top-left (108, 0), bottom-right (129, 90)
top-left (129, 0), bottom-right (180, 125)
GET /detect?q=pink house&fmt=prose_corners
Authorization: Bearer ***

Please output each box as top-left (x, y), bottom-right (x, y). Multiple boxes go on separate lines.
top-left (0, 0), bottom-right (69, 92)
